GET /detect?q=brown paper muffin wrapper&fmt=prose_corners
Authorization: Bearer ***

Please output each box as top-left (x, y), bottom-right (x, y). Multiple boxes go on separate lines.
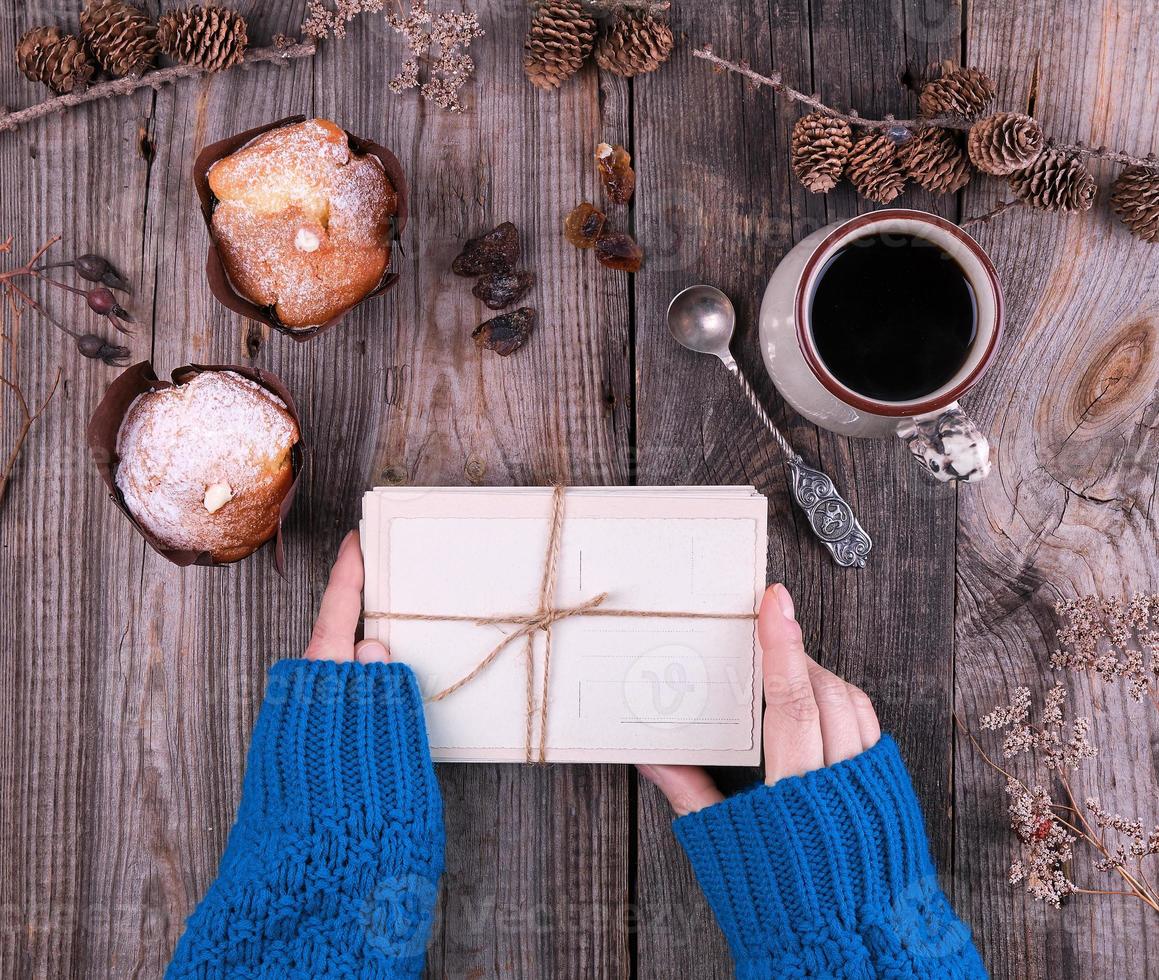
top-left (193, 115), bottom-right (409, 342)
top-left (87, 361), bottom-right (306, 572)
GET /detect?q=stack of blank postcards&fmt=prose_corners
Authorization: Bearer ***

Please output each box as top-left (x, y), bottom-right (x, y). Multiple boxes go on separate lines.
top-left (361, 486), bottom-right (767, 765)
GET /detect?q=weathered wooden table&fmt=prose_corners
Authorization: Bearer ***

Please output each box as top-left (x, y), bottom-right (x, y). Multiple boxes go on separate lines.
top-left (2, 1), bottom-right (1156, 977)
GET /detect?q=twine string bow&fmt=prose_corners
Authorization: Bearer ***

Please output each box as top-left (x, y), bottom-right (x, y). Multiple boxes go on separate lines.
top-left (364, 486), bottom-right (757, 763)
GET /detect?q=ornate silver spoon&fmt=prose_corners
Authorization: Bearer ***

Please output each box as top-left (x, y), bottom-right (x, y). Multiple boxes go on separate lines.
top-left (667, 285), bottom-right (872, 568)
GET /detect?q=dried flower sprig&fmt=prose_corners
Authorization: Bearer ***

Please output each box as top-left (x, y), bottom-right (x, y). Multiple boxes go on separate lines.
top-left (1053, 595), bottom-right (1159, 705)
top-left (386, 1), bottom-right (484, 113)
top-left (960, 679), bottom-right (1159, 915)
top-left (303, 0), bottom-right (385, 41)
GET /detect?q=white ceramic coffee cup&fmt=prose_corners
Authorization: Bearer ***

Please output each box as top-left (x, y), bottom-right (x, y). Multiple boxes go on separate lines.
top-left (758, 209), bottom-right (1002, 482)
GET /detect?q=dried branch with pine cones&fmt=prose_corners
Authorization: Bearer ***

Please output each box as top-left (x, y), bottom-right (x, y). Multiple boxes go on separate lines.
top-left (3, 41), bottom-right (315, 135)
top-left (694, 45), bottom-right (1159, 242)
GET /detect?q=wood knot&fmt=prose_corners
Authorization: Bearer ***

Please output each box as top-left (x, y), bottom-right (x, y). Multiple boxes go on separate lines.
top-left (1065, 320), bottom-right (1155, 434)
top-left (243, 321), bottom-right (264, 358)
top-left (381, 465), bottom-right (408, 486)
top-left (464, 454), bottom-right (486, 484)
top-left (1039, 317), bottom-right (1159, 503)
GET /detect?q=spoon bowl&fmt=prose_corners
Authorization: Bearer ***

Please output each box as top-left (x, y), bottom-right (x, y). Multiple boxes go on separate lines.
top-left (667, 284), bottom-right (737, 358)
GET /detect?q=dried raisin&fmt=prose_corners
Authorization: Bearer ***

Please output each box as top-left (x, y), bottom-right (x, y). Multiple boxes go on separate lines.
top-left (472, 270), bottom-right (536, 310)
top-left (473, 307), bottom-right (537, 356)
top-left (452, 222), bottom-right (521, 277)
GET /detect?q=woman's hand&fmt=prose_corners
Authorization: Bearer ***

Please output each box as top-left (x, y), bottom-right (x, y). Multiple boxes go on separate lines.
top-left (304, 530), bottom-right (390, 665)
top-left (639, 583), bottom-right (881, 816)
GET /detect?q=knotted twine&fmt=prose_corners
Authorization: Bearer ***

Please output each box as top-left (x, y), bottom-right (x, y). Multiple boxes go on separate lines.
top-left (364, 486), bottom-right (758, 763)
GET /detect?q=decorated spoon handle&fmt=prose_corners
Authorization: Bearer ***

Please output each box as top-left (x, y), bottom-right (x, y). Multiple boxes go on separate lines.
top-left (720, 355), bottom-right (873, 569)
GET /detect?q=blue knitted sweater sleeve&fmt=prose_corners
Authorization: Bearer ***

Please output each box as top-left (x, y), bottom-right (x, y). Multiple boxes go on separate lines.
top-left (674, 736), bottom-right (987, 979)
top-left (166, 660), bottom-right (445, 980)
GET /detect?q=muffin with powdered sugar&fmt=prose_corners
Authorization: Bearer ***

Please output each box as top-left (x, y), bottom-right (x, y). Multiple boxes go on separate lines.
top-left (114, 370), bottom-right (299, 562)
top-left (207, 118), bottom-right (398, 330)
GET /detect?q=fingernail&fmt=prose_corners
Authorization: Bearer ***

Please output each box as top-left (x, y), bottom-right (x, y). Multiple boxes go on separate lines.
top-left (774, 584), bottom-right (795, 620)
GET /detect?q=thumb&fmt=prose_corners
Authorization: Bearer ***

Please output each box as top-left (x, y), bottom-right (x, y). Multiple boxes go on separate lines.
top-left (354, 639), bottom-right (391, 664)
top-left (637, 764), bottom-right (724, 817)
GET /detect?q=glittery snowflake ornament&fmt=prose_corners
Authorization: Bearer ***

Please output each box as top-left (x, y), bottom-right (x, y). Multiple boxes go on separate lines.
top-left (387, 1), bottom-right (485, 113)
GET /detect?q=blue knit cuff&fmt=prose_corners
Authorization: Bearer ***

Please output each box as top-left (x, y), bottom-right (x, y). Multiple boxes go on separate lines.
top-left (674, 737), bottom-right (986, 978)
top-left (167, 660), bottom-right (445, 979)
top-left (236, 659), bottom-right (442, 839)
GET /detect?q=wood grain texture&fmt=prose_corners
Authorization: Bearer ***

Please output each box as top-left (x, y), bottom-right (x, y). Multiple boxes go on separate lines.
top-left (631, 0), bottom-right (962, 974)
top-left (955, 1), bottom-right (1159, 978)
top-left (322, 10), bottom-right (636, 976)
top-left (0, 0), bottom-right (1155, 978)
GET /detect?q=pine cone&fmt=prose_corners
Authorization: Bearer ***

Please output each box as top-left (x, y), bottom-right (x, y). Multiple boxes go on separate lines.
top-left (900, 126), bottom-right (971, 194)
top-left (523, 0), bottom-right (596, 91)
top-left (158, 4), bottom-right (248, 71)
top-left (594, 10), bottom-right (674, 77)
top-left (790, 113), bottom-right (852, 193)
top-left (1110, 165), bottom-right (1159, 243)
top-left (967, 112), bottom-right (1044, 175)
top-left (848, 132), bottom-right (906, 204)
top-left (918, 66), bottom-right (996, 118)
top-left (16, 26), bottom-right (94, 94)
top-left (1008, 149), bottom-right (1096, 212)
top-left (81, 0), bottom-right (158, 78)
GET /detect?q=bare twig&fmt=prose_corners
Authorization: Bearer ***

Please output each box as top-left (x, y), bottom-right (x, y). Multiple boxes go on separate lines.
top-left (0, 366), bottom-right (61, 509)
top-left (693, 46), bottom-right (972, 131)
top-left (0, 43), bottom-right (316, 135)
top-left (587, 0), bottom-right (671, 13)
top-left (693, 46), bottom-right (1159, 168)
top-left (961, 199), bottom-right (1026, 229)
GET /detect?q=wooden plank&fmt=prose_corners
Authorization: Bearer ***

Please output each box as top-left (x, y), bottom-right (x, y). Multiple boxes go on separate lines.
top-left (133, 5), bottom-right (317, 979)
top-left (309, 8), bottom-right (635, 978)
top-left (955, 2), bottom-right (1159, 977)
top-left (0, 2), bottom-right (316, 976)
top-left (631, 0), bottom-right (962, 974)
top-left (0, 1), bottom-right (167, 975)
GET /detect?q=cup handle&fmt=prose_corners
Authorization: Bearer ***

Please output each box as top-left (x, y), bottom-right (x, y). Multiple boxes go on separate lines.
top-left (895, 402), bottom-right (992, 482)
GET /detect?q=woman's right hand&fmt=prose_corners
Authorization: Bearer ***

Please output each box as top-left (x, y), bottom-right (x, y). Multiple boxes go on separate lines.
top-left (639, 583), bottom-right (881, 816)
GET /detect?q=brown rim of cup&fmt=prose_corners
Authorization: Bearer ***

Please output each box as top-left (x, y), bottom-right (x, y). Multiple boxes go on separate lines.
top-left (792, 209), bottom-right (1005, 419)
top-left (86, 361), bottom-right (307, 572)
top-left (192, 115), bottom-right (409, 343)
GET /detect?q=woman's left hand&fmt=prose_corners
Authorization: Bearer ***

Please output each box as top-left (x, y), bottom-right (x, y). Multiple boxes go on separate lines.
top-left (304, 530), bottom-right (391, 665)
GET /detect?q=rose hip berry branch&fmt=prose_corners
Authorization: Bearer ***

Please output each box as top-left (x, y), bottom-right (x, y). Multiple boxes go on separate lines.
top-left (0, 239), bottom-right (62, 509)
top-left (0, 42), bottom-right (316, 135)
top-left (693, 46), bottom-right (1157, 169)
top-left (1, 236), bottom-right (131, 365)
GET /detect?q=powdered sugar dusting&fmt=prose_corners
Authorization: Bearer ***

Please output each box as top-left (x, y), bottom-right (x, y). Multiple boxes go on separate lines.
top-left (208, 119), bottom-right (396, 328)
top-left (115, 371), bottom-right (299, 557)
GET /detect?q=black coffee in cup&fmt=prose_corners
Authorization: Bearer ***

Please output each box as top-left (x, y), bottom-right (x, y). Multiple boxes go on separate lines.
top-left (809, 232), bottom-right (977, 402)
